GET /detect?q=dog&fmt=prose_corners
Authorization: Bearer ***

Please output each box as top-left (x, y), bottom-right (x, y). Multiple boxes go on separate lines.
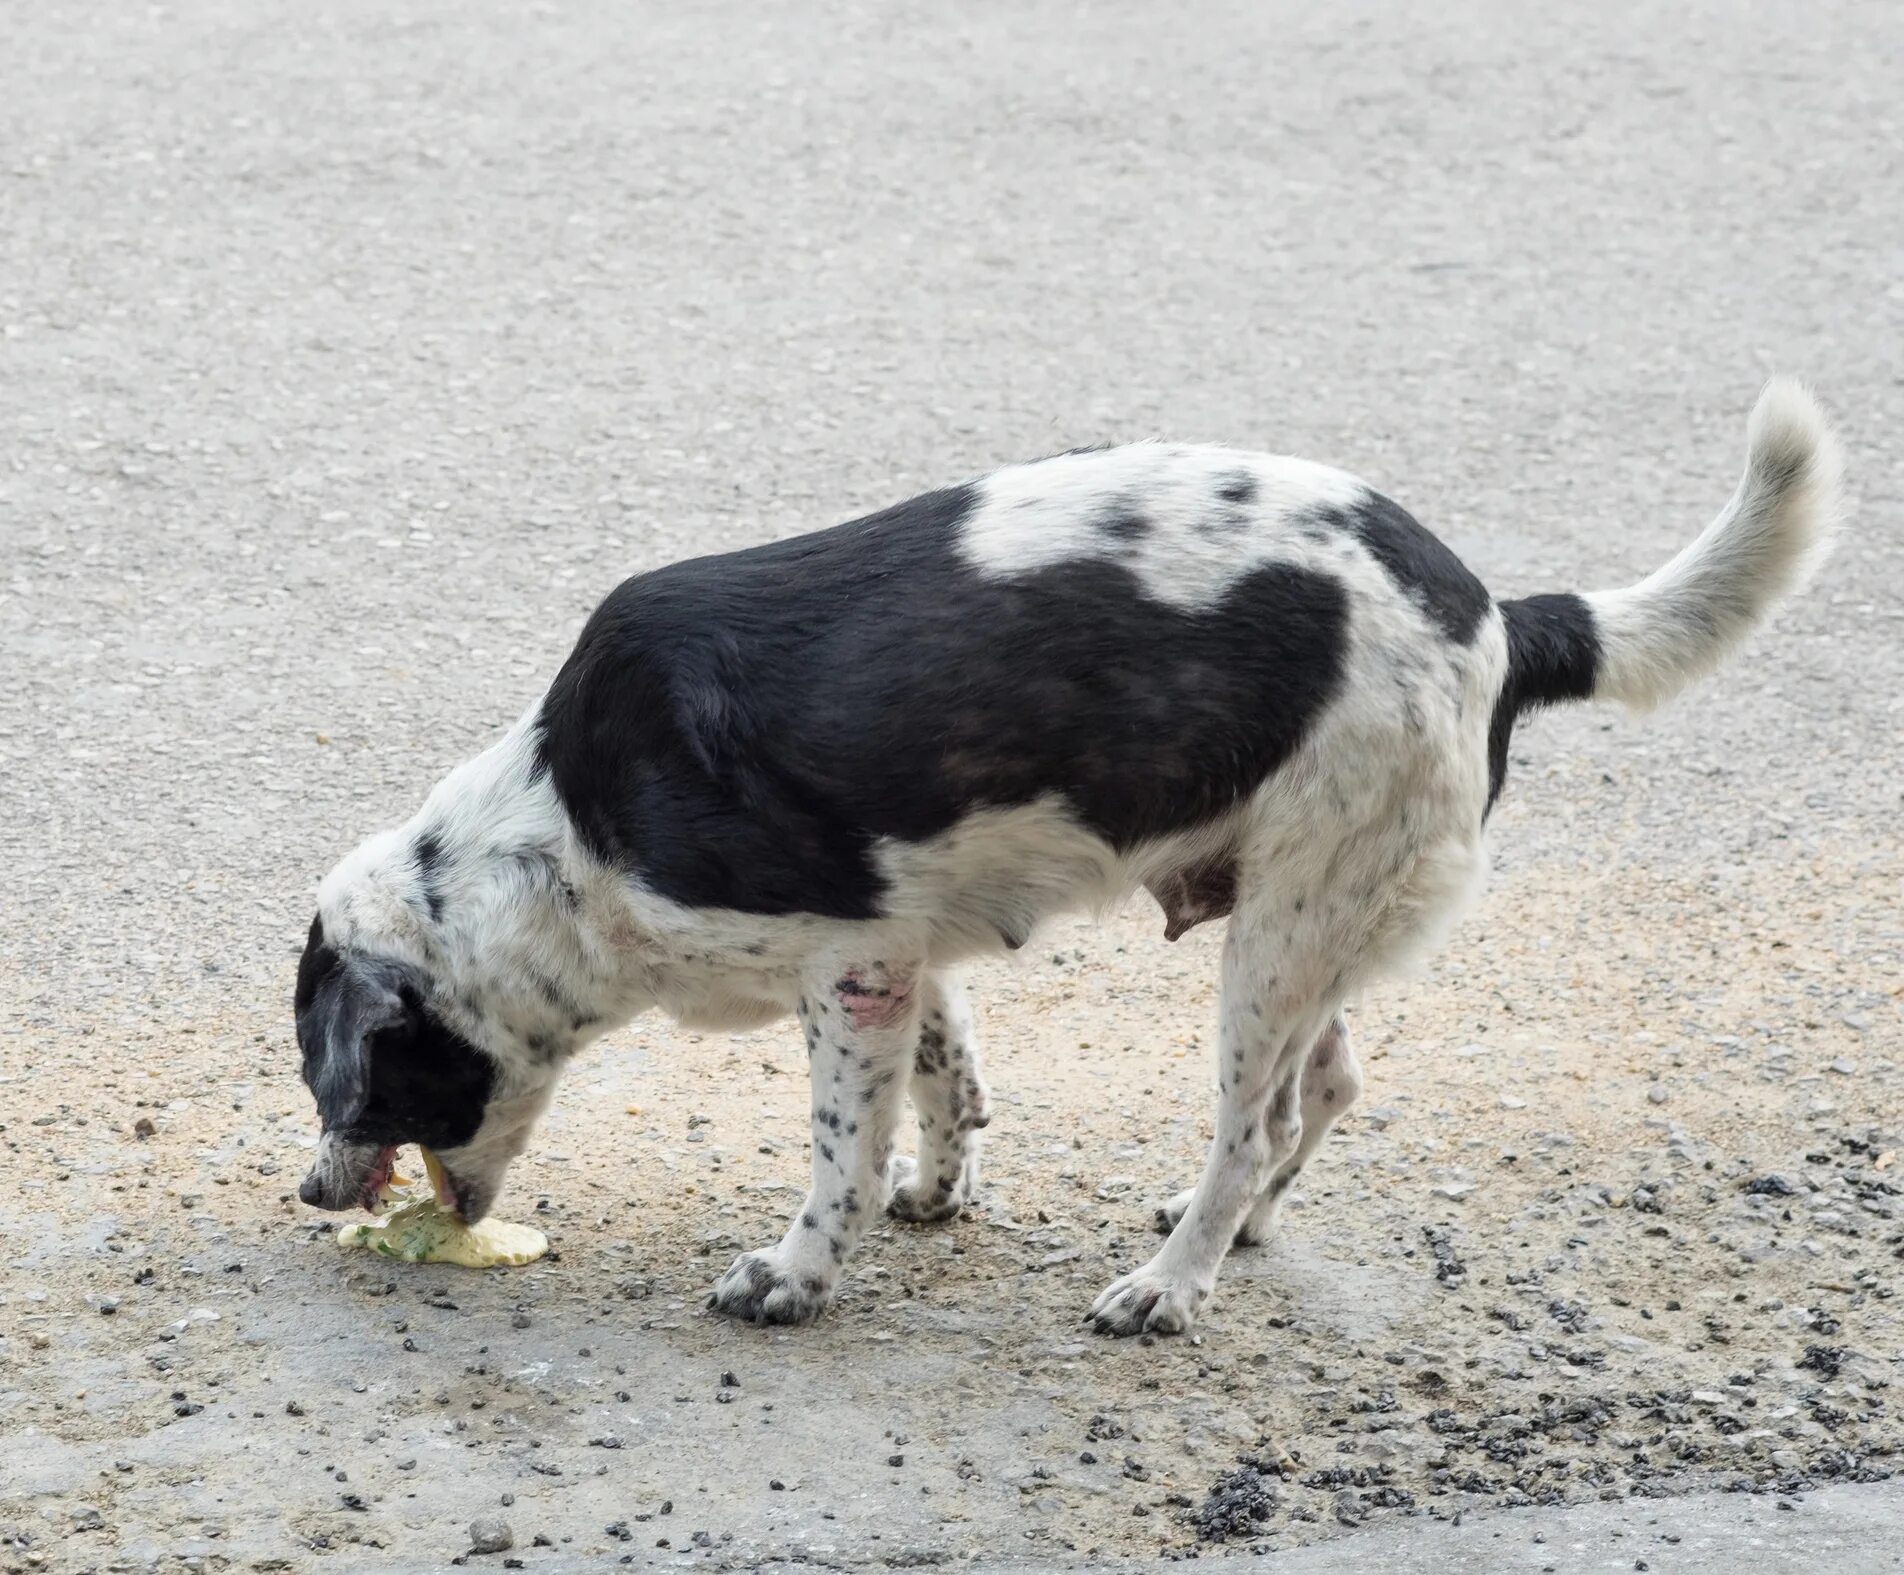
top-left (295, 381), bottom-right (1840, 1335)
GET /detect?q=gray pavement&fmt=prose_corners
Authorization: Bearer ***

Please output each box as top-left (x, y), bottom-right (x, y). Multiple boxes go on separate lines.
top-left (4, 1), bottom-right (1901, 1571)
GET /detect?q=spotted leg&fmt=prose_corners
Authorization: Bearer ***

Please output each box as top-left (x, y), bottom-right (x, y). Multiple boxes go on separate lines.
top-left (1091, 894), bottom-right (1339, 1336)
top-left (1155, 1014), bottom-right (1361, 1245)
top-left (888, 971), bottom-right (991, 1222)
top-left (709, 959), bottom-right (921, 1325)
top-left (1239, 1013), bottom-right (1361, 1239)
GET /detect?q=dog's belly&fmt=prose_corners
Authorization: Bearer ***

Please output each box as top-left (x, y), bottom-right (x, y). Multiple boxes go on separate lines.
top-left (876, 795), bottom-right (1244, 959)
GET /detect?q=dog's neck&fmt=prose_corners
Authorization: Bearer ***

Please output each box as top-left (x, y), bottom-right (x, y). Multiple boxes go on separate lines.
top-left (316, 709), bottom-right (660, 1067)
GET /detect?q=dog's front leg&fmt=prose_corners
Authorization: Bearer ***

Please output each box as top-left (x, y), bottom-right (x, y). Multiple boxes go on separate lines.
top-left (708, 960), bottom-right (921, 1326)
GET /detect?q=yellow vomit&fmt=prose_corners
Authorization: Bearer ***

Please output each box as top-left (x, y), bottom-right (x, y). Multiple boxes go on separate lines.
top-left (334, 1147), bottom-right (548, 1268)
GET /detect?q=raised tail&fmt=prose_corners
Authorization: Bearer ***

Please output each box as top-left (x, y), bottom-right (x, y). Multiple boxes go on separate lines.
top-left (1498, 377), bottom-right (1842, 718)
top-left (1487, 379), bottom-right (1841, 802)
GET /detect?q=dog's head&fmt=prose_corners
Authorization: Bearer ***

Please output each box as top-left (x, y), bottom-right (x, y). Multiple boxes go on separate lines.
top-left (293, 912), bottom-right (549, 1224)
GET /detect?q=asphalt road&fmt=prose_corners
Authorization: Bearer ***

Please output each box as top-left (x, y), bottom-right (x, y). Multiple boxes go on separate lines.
top-left (3, 2), bottom-right (1900, 1571)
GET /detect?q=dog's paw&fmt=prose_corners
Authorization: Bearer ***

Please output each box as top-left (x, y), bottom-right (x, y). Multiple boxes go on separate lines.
top-left (1086, 1263), bottom-right (1208, 1337)
top-left (707, 1249), bottom-right (832, 1326)
top-left (886, 1154), bottom-right (970, 1223)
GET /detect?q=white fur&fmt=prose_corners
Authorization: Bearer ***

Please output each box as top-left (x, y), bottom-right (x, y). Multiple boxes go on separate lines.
top-left (961, 443), bottom-right (1366, 608)
top-left (1588, 378), bottom-right (1842, 709)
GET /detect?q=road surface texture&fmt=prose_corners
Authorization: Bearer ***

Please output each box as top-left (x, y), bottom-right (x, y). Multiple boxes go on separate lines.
top-left (3, 1), bottom-right (1900, 1571)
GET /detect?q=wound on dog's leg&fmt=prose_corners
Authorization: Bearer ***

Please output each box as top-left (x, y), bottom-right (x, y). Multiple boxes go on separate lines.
top-left (834, 966), bottom-right (918, 1032)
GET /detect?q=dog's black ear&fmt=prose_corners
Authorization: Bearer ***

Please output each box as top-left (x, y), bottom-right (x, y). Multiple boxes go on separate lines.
top-left (294, 919), bottom-right (412, 1131)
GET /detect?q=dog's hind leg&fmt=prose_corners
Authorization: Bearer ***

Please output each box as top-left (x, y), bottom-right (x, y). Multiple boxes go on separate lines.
top-left (1089, 891), bottom-right (1341, 1337)
top-left (888, 971), bottom-right (991, 1222)
top-left (1238, 1013), bottom-right (1361, 1241)
top-left (1154, 1012), bottom-right (1362, 1245)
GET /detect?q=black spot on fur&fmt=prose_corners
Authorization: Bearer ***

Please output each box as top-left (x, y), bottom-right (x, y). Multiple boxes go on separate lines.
top-left (536, 483), bottom-right (1348, 917)
top-left (1318, 490), bottom-right (1491, 645)
top-left (413, 834), bottom-right (447, 923)
top-left (1217, 473), bottom-right (1257, 506)
top-left (1097, 502), bottom-right (1151, 541)
top-left (1489, 593), bottom-right (1600, 810)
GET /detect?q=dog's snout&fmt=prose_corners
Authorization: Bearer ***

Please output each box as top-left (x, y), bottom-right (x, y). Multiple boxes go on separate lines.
top-left (297, 1168), bottom-right (326, 1207)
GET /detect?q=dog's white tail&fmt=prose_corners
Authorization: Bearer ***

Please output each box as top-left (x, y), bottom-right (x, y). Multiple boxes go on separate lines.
top-left (1498, 379), bottom-right (1842, 724)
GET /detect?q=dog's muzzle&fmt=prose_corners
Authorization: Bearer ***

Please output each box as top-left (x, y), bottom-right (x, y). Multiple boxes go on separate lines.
top-left (299, 1134), bottom-right (397, 1212)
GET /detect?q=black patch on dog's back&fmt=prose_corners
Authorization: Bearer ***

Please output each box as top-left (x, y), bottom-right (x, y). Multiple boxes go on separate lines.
top-left (1488, 593), bottom-right (1601, 810)
top-left (1322, 491), bottom-right (1491, 645)
top-left (537, 481), bottom-right (1350, 918)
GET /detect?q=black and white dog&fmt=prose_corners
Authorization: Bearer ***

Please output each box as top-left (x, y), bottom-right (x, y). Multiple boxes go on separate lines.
top-left (296, 382), bottom-right (1839, 1335)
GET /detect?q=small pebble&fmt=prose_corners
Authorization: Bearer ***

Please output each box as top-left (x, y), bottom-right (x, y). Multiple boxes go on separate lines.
top-left (468, 1517), bottom-right (513, 1554)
